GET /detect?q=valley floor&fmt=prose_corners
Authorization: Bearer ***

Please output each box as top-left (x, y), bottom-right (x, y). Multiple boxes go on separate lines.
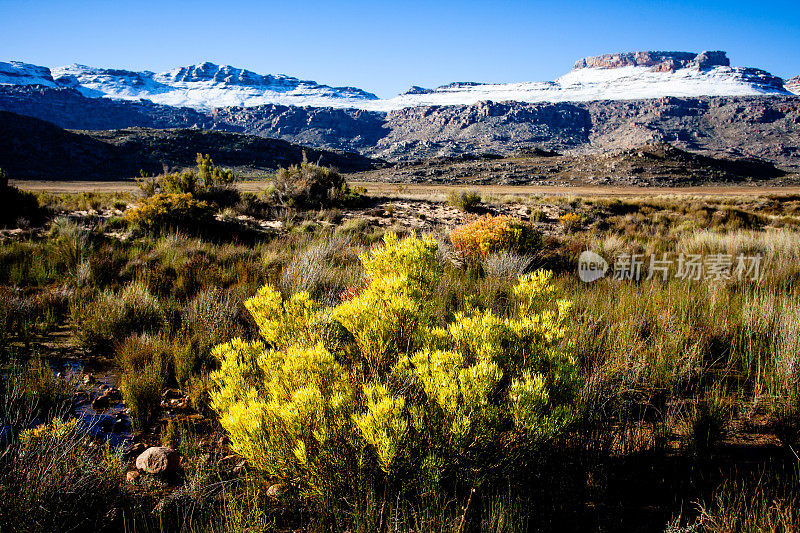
top-left (4, 176), bottom-right (800, 532)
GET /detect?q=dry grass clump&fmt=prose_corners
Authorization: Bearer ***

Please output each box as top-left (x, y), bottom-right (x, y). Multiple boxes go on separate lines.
top-left (693, 480), bottom-right (800, 533)
top-left (70, 281), bottom-right (164, 351)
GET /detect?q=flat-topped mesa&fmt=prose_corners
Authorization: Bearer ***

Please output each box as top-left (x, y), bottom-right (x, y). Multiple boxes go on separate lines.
top-left (573, 51), bottom-right (730, 72)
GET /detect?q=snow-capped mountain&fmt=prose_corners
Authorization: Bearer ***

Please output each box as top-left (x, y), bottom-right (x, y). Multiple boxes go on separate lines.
top-left (383, 51), bottom-right (788, 110)
top-left (49, 62), bottom-right (378, 108)
top-left (0, 51), bottom-right (793, 111)
top-left (0, 61), bottom-right (59, 87)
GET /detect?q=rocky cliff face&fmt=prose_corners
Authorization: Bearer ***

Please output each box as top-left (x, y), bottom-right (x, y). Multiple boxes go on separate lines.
top-left (573, 51), bottom-right (730, 71)
top-left (0, 85), bottom-right (215, 130)
top-left (210, 104), bottom-right (387, 153)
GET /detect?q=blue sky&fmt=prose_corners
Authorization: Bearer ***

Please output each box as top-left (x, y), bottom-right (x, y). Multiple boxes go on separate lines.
top-left (1, 0), bottom-right (798, 98)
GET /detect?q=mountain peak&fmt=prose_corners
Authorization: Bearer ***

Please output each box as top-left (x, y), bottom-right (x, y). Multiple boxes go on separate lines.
top-left (0, 61), bottom-right (56, 87)
top-left (573, 51), bottom-right (730, 72)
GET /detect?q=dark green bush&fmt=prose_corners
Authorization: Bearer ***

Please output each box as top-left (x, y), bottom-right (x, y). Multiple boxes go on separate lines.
top-left (0, 169), bottom-right (43, 228)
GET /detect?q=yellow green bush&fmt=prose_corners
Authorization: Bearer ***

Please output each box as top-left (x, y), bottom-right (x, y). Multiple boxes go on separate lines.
top-left (450, 214), bottom-right (542, 261)
top-left (210, 233), bottom-right (580, 509)
top-left (125, 192), bottom-right (213, 233)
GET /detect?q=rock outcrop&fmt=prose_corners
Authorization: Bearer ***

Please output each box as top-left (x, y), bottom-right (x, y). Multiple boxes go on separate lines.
top-left (573, 51), bottom-right (730, 71)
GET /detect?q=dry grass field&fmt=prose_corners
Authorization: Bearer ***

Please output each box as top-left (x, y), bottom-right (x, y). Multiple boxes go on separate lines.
top-left (4, 163), bottom-right (800, 532)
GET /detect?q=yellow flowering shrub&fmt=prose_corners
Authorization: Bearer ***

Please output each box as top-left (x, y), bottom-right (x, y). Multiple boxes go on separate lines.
top-left (20, 417), bottom-right (78, 447)
top-left (210, 233), bottom-right (580, 505)
top-left (449, 214), bottom-right (541, 261)
top-left (559, 212), bottom-right (583, 232)
top-left (126, 192), bottom-right (214, 233)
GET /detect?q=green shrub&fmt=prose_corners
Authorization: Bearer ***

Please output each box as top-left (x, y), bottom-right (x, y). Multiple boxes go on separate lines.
top-left (0, 415), bottom-right (123, 533)
top-left (270, 158), bottom-right (353, 208)
top-left (120, 351), bottom-right (164, 430)
top-left (70, 282), bottom-right (163, 351)
top-left (178, 287), bottom-right (244, 382)
top-left (210, 233), bottom-right (581, 511)
top-left (126, 192), bottom-right (214, 234)
top-left (148, 154), bottom-right (236, 197)
top-left (447, 189), bottom-right (482, 212)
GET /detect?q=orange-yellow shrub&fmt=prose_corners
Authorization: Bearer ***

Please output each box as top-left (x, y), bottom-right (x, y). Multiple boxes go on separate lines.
top-left (450, 214), bottom-right (541, 261)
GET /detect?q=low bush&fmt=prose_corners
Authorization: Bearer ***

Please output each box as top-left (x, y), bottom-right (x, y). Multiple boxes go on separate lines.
top-left (120, 352), bottom-right (165, 430)
top-left (269, 158), bottom-right (355, 208)
top-left (559, 212), bottom-right (582, 232)
top-left (142, 154), bottom-right (236, 197)
top-left (126, 192), bottom-right (214, 234)
top-left (447, 189), bottom-right (482, 212)
top-left (70, 282), bottom-right (163, 352)
top-left (210, 233), bottom-right (581, 517)
top-left (0, 416), bottom-right (123, 533)
top-left (450, 214), bottom-right (542, 261)
top-left (177, 287), bottom-right (244, 383)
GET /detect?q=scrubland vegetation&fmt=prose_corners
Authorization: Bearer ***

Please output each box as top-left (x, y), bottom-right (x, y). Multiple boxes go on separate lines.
top-left (3, 163), bottom-right (800, 531)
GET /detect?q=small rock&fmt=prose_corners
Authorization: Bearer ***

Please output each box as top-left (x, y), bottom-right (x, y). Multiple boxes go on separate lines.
top-left (126, 471), bottom-right (140, 483)
top-left (135, 447), bottom-right (180, 474)
top-left (92, 389), bottom-right (121, 411)
top-left (265, 483), bottom-right (285, 498)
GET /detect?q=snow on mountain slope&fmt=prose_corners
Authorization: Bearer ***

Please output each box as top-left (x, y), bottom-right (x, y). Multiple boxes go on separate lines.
top-left (0, 52), bottom-right (793, 111)
top-left (50, 62), bottom-right (379, 109)
top-left (0, 61), bottom-right (58, 87)
top-left (382, 52), bottom-right (788, 110)
top-left (787, 76), bottom-right (800, 95)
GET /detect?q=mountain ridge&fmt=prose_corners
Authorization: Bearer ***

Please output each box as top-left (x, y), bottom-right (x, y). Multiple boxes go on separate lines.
top-left (0, 51), bottom-right (792, 111)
